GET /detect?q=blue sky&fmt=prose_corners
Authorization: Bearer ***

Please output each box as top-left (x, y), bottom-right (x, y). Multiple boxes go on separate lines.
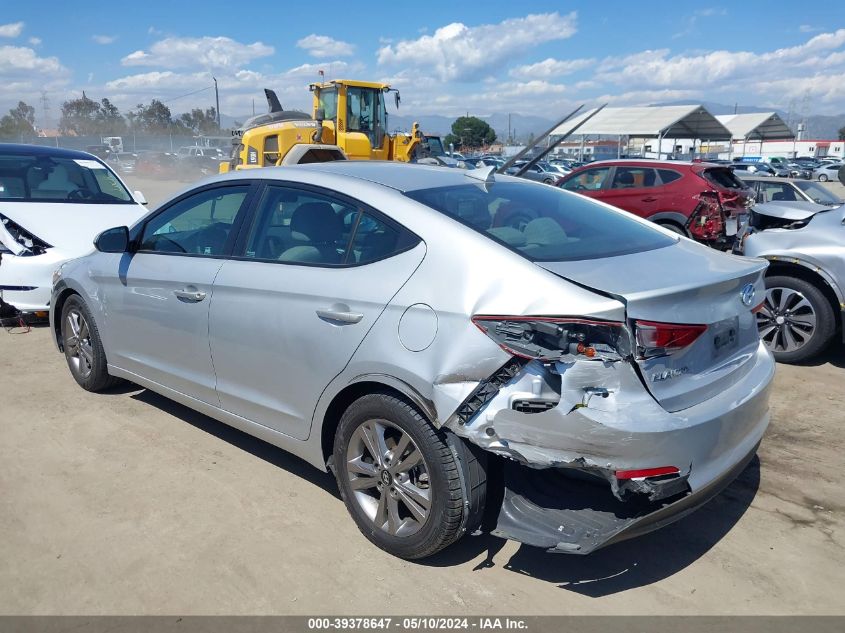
top-left (2, 1), bottom-right (844, 126)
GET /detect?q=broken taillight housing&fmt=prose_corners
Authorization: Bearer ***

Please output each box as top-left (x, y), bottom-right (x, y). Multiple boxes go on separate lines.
top-left (635, 320), bottom-right (707, 359)
top-left (472, 316), bottom-right (630, 362)
top-left (687, 191), bottom-right (725, 241)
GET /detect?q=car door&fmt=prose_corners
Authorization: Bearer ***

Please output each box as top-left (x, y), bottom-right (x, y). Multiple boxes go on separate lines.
top-left (101, 182), bottom-right (256, 404)
top-left (208, 182), bottom-right (425, 440)
top-left (599, 166), bottom-right (660, 218)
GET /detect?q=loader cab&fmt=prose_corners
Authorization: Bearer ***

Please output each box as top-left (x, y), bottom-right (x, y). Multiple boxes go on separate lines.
top-left (311, 80), bottom-right (392, 161)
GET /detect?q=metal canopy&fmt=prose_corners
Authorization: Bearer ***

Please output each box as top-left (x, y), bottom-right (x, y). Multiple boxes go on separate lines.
top-left (715, 112), bottom-right (795, 140)
top-left (551, 105), bottom-right (733, 140)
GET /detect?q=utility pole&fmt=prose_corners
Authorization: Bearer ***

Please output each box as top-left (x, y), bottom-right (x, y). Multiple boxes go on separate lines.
top-left (213, 77), bottom-right (221, 129)
top-left (39, 91), bottom-right (50, 132)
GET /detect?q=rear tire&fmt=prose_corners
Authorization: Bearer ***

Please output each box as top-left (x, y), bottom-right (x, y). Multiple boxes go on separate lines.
top-left (61, 295), bottom-right (122, 392)
top-left (656, 220), bottom-right (687, 236)
top-left (758, 275), bottom-right (835, 363)
top-left (818, 174), bottom-right (829, 182)
top-left (333, 393), bottom-right (487, 559)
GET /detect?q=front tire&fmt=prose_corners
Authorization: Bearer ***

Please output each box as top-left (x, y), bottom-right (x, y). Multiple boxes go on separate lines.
top-left (333, 393), bottom-right (487, 559)
top-left (757, 275), bottom-right (835, 363)
top-left (818, 174), bottom-right (829, 182)
top-left (61, 295), bottom-right (122, 391)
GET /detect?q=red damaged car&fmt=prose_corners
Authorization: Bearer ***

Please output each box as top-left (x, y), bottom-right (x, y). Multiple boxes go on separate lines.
top-left (558, 160), bottom-right (753, 245)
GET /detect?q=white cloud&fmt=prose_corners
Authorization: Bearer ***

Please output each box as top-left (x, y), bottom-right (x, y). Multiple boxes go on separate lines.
top-left (377, 11), bottom-right (578, 81)
top-left (509, 57), bottom-right (595, 78)
top-left (799, 25), bottom-right (820, 33)
top-left (92, 34), bottom-right (117, 45)
top-left (28, 36), bottom-right (41, 46)
top-left (597, 29), bottom-right (845, 90)
top-left (122, 36), bottom-right (274, 70)
top-left (0, 45), bottom-right (70, 114)
top-left (296, 34), bottom-right (354, 58)
top-left (0, 22), bottom-right (24, 38)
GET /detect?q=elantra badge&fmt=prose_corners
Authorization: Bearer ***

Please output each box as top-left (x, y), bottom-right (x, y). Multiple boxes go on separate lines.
top-left (740, 283), bottom-right (756, 307)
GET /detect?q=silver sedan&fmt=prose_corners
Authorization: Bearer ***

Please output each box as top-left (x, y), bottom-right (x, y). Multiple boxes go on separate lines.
top-left (50, 162), bottom-right (774, 559)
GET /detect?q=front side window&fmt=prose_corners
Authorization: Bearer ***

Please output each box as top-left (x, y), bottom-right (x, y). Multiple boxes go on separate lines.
top-left (562, 167), bottom-right (610, 191)
top-left (0, 153), bottom-right (132, 203)
top-left (346, 87), bottom-right (376, 133)
top-left (758, 182), bottom-right (798, 202)
top-left (242, 185), bottom-right (417, 266)
top-left (139, 185), bottom-right (250, 255)
top-left (318, 88), bottom-right (338, 120)
top-left (405, 181), bottom-right (674, 262)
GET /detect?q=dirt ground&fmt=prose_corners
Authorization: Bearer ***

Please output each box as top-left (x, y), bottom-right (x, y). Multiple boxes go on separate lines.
top-left (0, 175), bottom-right (843, 615)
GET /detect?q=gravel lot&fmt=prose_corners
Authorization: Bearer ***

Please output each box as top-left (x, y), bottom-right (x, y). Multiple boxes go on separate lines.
top-left (1, 175), bottom-right (843, 615)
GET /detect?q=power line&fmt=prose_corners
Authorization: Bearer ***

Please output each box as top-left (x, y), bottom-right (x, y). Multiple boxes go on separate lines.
top-left (162, 85), bottom-right (214, 104)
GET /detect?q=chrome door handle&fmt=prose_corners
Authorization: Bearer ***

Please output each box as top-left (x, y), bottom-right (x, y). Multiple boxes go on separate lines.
top-left (316, 309), bottom-right (364, 324)
top-left (174, 288), bottom-right (207, 302)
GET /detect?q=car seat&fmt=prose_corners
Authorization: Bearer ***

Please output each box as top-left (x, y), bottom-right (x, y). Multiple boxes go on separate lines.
top-left (278, 202), bottom-right (345, 263)
top-left (36, 165), bottom-right (78, 196)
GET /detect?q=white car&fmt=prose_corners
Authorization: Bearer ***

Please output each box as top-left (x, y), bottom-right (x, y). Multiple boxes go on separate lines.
top-left (0, 144), bottom-right (148, 314)
top-left (813, 163), bottom-right (843, 182)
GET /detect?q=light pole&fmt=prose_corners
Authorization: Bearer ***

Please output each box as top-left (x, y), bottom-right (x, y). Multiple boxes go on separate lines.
top-left (213, 77), bottom-right (221, 130)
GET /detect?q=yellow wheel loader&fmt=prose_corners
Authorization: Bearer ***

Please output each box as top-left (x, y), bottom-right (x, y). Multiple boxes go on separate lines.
top-left (220, 79), bottom-right (431, 173)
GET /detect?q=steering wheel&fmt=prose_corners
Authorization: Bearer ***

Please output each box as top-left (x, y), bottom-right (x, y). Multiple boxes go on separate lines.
top-left (152, 234), bottom-right (187, 253)
top-left (67, 188), bottom-right (95, 200)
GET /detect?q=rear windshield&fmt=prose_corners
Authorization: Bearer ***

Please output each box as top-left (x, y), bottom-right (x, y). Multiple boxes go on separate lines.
top-left (405, 181), bottom-right (675, 262)
top-left (0, 153), bottom-right (133, 203)
top-left (703, 167), bottom-right (746, 189)
top-left (795, 181), bottom-right (842, 206)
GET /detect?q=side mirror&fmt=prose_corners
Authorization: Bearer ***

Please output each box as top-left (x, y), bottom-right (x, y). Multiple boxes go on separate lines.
top-left (95, 226), bottom-right (130, 253)
top-left (134, 190), bottom-right (147, 205)
top-left (394, 91), bottom-right (400, 109)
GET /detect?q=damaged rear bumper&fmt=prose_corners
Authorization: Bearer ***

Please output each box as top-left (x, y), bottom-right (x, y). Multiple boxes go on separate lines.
top-left (493, 439), bottom-right (758, 554)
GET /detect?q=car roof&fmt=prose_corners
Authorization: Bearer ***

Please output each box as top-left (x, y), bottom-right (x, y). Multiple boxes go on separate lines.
top-left (0, 143), bottom-right (102, 161)
top-left (204, 161), bottom-right (512, 193)
top-left (577, 159), bottom-right (717, 168)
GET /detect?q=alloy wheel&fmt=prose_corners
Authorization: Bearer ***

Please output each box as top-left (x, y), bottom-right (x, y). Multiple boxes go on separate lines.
top-left (757, 286), bottom-right (817, 353)
top-left (65, 309), bottom-right (94, 379)
top-left (345, 419), bottom-right (432, 537)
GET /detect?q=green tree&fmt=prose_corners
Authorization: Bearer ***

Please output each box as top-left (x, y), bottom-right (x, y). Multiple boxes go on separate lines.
top-left (838, 125), bottom-right (845, 141)
top-left (127, 99), bottom-right (174, 133)
top-left (95, 98), bottom-right (126, 135)
top-left (444, 116), bottom-right (496, 150)
top-left (59, 92), bottom-right (102, 135)
top-left (179, 107), bottom-right (220, 135)
top-left (0, 101), bottom-right (36, 139)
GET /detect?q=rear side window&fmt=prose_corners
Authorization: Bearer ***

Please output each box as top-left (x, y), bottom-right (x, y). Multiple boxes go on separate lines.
top-left (405, 181), bottom-right (674, 262)
top-left (610, 167), bottom-right (657, 189)
top-left (242, 185), bottom-right (417, 266)
top-left (658, 169), bottom-right (682, 184)
top-left (703, 167), bottom-right (745, 189)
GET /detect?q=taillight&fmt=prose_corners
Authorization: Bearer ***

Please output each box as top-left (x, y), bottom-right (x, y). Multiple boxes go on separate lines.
top-left (472, 316), bottom-right (629, 362)
top-left (635, 320), bottom-right (707, 359)
top-left (687, 192), bottom-right (725, 240)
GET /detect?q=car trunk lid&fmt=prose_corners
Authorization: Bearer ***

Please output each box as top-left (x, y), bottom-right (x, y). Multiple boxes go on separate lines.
top-left (538, 239), bottom-right (767, 411)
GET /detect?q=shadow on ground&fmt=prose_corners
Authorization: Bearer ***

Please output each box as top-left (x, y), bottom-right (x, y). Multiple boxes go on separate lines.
top-left (126, 385), bottom-right (759, 596)
top-left (130, 388), bottom-right (339, 500)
